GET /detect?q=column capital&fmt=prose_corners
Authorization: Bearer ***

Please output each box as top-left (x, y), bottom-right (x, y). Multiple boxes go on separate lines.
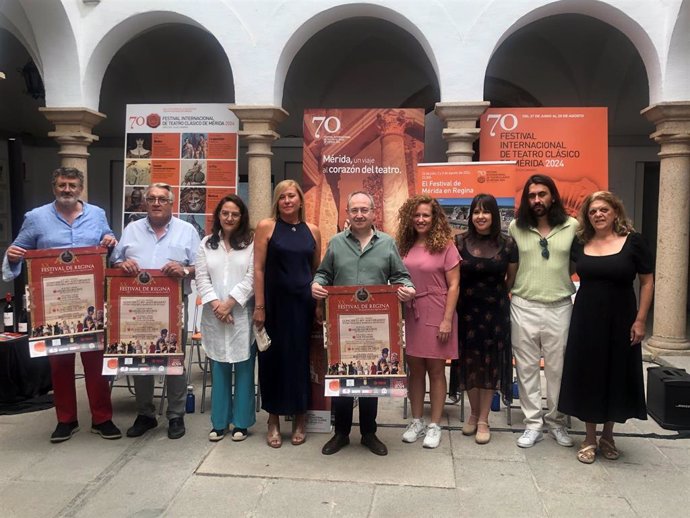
top-left (434, 101), bottom-right (490, 128)
top-left (434, 101), bottom-right (490, 162)
top-left (39, 107), bottom-right (106, 143)
top-left (228, 105), bottom-right (288, 134)
top-left (641, 102), bottom-right (690, 143)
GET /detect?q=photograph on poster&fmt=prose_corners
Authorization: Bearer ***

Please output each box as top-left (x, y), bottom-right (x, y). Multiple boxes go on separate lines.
top-left (181, 213), bottom-right (206, 240)
top-left (124, 186), bottom-right (146, 213)
top-left (180, 133), bottom-right (208, 159)
top-left (180, 187), bottom-right (206, 213)
top-left (126, 133), bottom-right (152, 158)
top-left (125, 160), bottom-right (152, 185)
top-left (180, 159), bottom-right (206, 185)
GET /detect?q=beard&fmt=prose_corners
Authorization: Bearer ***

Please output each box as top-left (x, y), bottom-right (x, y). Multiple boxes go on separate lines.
top-left (530, 203), bottom-right (548, 218)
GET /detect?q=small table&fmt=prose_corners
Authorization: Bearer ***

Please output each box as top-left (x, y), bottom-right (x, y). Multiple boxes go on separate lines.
top-left (0, 333), bottom-right (52, 407)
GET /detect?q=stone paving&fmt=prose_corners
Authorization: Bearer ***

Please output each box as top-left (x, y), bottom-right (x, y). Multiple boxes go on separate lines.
top-left (1, 356), bottom-right (689, 518)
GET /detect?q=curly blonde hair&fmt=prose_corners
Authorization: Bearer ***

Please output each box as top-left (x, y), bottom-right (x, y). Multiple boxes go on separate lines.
top-left (396, 195), bottom-right (453, 257)
top-left (577, 190), bottom-right (634, 243)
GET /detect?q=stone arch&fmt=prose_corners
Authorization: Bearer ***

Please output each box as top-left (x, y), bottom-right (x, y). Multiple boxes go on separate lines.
top-left (664, 0), bottom-right (690, 101)
top-left (274, 3), bottom-right (440, 106)
top-left (83, 11), bottom-right (234, 110)
top-left (481, 0), bottom-right (662, 103)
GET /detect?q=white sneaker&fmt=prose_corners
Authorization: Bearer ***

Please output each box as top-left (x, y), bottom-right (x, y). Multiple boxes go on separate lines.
top-left (550, 427), bottom-right (574, 447)
top-left (517, 429), bottom-right (544, 448)
top-left (422, 423), bottom-right (442, 449)
top-left (402, 418), bottom-right (426, 443)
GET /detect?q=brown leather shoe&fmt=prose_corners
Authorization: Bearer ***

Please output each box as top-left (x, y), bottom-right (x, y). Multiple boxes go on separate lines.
top-left (361, 433), bottom-right (388, 456)
top-left (322, 433), bottom-right (350, 455)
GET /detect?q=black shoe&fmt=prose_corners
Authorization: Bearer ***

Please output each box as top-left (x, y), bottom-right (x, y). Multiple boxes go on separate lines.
top-left (50, 421), bottom-right (79, 443)
top-left (322, 433), bottom-right (350, 455)
top-left (361, 433), bottom-right (388, 456)
top-left (91, 420), bottom-right (122, 440)
top-left (231, 428), bottom-right (248, 442)
top-left (168, 417), bottom-right (186, 439)
top-left (126, 415), bottom-right (158, 438)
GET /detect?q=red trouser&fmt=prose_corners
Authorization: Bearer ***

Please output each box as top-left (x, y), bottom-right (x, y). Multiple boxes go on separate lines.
top-left (49, 350), bottom-right (112, 425)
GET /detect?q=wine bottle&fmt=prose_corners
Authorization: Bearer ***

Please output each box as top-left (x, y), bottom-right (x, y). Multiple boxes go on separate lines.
top-left (17, 294), bottom-right (28, 334)
top-left (3, 292), bottom-right (15, 332)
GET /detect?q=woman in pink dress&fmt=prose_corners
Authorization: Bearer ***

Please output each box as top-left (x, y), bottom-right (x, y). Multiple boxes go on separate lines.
top-left (396, 195), bottom-right (460, 449)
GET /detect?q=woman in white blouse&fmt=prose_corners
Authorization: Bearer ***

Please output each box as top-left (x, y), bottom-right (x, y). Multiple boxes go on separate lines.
top-left (195, 194), bottom-right (255, 442)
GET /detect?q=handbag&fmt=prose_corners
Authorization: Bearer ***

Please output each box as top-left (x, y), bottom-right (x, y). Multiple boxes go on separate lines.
top-left (254, 324), bottom-right (271, 352)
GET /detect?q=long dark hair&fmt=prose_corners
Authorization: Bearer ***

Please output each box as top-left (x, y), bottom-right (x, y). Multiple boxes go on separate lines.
top-left (206, 194), bottom-right (253, 250)
top-left (467, 193), bottom-right (502, 240)
top-left (515, 174), bottom-right (568, 229)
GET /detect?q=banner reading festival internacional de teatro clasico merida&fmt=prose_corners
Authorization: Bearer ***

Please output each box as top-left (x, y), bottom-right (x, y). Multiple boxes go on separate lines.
top-left (122, 103), bottom-right (239, 239)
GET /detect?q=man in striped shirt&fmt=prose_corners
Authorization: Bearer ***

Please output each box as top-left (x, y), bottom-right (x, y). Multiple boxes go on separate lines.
top-left (509, 175), bottom-right (577, 449)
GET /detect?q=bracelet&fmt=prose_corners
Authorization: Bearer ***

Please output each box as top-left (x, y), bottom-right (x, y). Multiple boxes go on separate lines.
top-left (255, 305), bottom-right (265, 310)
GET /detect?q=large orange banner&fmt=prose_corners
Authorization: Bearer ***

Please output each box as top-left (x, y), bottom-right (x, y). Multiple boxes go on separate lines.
top-left (479, 107), bottom-right (607, 215)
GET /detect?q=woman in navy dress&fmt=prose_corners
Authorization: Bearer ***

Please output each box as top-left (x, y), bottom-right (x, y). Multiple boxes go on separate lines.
top-left (254, 180), bottom-right (321, 448)
top-left (559, 191), bottom-right (654, 464)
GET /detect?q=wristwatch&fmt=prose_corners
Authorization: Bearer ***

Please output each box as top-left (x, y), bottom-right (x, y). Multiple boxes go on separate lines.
top-left (182, 267), bottom-right (190, 277)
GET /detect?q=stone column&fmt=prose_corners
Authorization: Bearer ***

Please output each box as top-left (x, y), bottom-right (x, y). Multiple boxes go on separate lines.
top-left (39, 107), bottom-right (106, 201)
top-left (641, 102), bottom-right (690, 355)
top-left (229, 106), bottom-right (288, 227)
top-left (376, 109), bottom-right (412, 234)
top-left (434, 101), bottom-right (490, 162)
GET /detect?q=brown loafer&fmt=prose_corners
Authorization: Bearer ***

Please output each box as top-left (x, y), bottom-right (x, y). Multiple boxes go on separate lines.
top-left (322, 433), bottom-right (349, 455)
top-left (361, 433), bottom-right (388, 456)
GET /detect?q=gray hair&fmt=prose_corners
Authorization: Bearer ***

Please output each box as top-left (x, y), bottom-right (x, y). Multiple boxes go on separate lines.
top-left (144, 182), bottom-right (174, 202)
top-left (51, 167), bottom-right (84, 187)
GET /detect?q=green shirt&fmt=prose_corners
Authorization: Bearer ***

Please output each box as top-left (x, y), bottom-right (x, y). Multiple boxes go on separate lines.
top-left (509, 217), bottom-right (577, 303)
top-left (313, 228), bottom-right (414, 288)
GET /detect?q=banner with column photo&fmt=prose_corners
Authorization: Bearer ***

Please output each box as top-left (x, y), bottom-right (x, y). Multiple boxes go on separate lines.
top-left (479, 107), bottom-right (608, 215)
top-left (123, 103), bottom-right (239, 239)
top-left (416, 162), bottom-right (517, 235)
top-left (303, 108), bottom-right (425, 252)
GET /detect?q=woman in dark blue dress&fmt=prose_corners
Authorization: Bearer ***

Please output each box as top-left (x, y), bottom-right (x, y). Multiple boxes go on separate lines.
top-left (254, 180), bottom-right (321, 448)
top-left (559, 191), bottom-right (654, 464)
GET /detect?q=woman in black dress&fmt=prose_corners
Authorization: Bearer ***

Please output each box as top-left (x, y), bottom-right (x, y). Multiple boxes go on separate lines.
top-left (453, 194), bottom-right (517, 444)
top-left (559, 191), bottom-right (654, 464)
top-left (254, 180), bottom-right (321, 448)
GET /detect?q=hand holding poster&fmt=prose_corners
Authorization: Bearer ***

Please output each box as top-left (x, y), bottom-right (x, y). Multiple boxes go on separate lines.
top-left (323, 285), bottom-right (406, 398)
top-left (24, 247), bottom-right (106, 357)
top-left (104, 270), bottom-right (183, 375)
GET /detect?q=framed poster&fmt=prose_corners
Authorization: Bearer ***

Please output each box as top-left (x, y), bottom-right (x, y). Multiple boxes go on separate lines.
top-left (323, 285), bottom-right (406, 398)
top-left (103, 270), bottom-right (183, 375)
top-left (24, 246), bottom-right (107, 357)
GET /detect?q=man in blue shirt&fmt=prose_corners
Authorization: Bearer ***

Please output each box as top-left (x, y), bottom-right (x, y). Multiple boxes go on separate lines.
top-left (2, 167), bottom-right (121, 443)
top-left (111, 182), bottom-right (200, 439)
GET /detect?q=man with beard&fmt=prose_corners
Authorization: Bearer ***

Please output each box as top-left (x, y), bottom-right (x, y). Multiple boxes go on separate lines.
top-left (2, 167), bottom-right (121, 443)
top-left (509, 174), bottom-right (577, 449)
top-left (111, 182), bottom-right (200, 439)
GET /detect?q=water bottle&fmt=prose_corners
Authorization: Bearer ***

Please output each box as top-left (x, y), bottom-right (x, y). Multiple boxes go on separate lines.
top-left (512, 377), bottom-right (519, 399)
top-left (185, 385), bottom-right (196, 413)
top-left (491, 391), bottom-right (500, 412)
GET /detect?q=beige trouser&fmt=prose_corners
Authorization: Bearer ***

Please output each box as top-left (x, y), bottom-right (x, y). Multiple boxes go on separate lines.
top-left (510, 295), bottom-right (572, 431)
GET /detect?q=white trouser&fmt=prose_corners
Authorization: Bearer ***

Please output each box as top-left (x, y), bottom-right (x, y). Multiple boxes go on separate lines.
top-left (510, 295), bottom-right (572, 431)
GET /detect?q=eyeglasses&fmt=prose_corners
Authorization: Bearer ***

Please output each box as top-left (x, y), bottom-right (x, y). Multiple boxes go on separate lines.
top-left (145, 196), bottom-right (171, 205)
top-left (348, 207), bottom-right (372, 215)
top-left (539, 237), bottom-right (550, 260)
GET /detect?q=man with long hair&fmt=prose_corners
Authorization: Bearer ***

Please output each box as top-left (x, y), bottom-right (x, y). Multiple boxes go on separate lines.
top-left (509, 174), bottom-right (577, 449)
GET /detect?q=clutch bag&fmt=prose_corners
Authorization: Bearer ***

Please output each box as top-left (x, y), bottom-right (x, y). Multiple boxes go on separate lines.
top-left (254, 324), bottom-right (271, 352)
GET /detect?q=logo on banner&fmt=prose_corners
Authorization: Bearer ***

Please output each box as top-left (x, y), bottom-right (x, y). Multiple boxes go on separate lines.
top-left (59, 250), bottom-right (75, 264)
top-left (146, 113), bottom-right (161, 128)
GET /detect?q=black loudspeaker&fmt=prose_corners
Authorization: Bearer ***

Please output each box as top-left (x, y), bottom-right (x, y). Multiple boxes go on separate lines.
top-left (646, 367), bottom-right (690, 430)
